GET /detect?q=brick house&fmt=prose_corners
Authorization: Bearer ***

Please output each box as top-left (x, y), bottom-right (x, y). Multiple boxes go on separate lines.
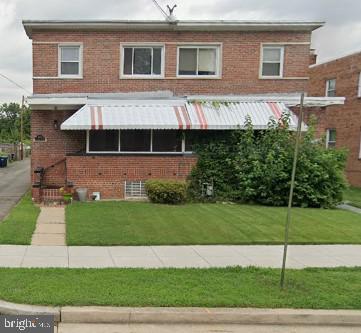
top-left (22, 19), bottom-right (343, 201)
top-left (309, 51), bottom-right (361, 187)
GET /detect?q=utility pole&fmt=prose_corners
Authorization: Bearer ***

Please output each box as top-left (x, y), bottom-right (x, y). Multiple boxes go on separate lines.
top-left (20, 95), bottom-right (24, 160)
top-left (280, 92), bottom-right (305, 289)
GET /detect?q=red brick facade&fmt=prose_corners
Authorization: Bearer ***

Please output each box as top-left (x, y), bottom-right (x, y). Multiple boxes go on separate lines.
top-left (29, 26), bottom-right (317, 200)
top-left (309, 52), bottom-right (361, 187)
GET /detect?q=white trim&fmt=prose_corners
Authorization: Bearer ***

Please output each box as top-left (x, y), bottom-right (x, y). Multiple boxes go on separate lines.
top-left (325, 78), bottom-right (336, 97)
top-left (359, 130), bottom-right (361, 159)
top-left (120, 43), bottom-right (165, 79)
top-left (176, 44), bottom-right (222, 78)
top-left (260, 44), bottom-right (284, 79)
top-left (58, 43), bottom-right (83, 79)
top-left (358, 72), bottom-right (361, 98)
top-left (86, 129), bottom-right (189, 154)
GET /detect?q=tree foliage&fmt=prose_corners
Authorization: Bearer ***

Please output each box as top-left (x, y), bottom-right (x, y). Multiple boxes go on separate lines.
top-left (0, 103), bottom-right (31, 143)
top-left (189, 115), bottom-right (348, 208)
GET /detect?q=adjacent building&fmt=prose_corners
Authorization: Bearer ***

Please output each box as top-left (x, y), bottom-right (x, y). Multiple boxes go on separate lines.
top-left (22, 19), bottom-right (342, 201)
top-left (309, 51), bottom-right (361, 187)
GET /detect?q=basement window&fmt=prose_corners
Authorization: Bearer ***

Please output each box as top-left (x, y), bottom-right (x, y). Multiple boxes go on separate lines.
top-left (326, 128), bottom-right (336, 148)
top-left (125, 180), bottom-right (147, 198)
top-left (326, 79), bottom-right (336, 97)
top-left (59, 44), bottom-right (82, 78)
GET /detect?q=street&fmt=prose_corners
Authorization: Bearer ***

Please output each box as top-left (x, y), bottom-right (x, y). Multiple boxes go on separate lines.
top-left (0, 158), bottom-right (30, 221)
top-left (57, 324), bottom-right (361, 333)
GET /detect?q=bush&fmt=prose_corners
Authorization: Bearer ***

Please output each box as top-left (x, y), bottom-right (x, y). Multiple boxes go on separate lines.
top-left (145, 180), bottom-right (187, 204)
top-left (189, 115), bottom-right (348, 208)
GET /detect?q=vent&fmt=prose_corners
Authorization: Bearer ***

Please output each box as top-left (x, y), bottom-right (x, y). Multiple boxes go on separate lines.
top-left (125, 180), bottom-right (147, 198)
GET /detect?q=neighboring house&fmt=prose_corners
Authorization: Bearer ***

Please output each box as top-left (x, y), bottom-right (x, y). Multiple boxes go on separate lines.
top-left (22, 19), bottom-right (343, 201)
top-left (309, 51), bottom-right (361, 187)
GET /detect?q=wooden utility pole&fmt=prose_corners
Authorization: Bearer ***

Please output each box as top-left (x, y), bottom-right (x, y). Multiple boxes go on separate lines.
top-left (20, 95), bottom-right (24, 160)
top-left (280, 92), bottom-right (305, 288)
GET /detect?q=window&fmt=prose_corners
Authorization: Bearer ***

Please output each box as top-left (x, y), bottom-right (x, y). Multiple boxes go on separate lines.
top-left (326, 79), bottom-right (336, 97)
top-left (359, 130), bottom-right (361, 159)
top-left (87, 130), bottom-right (192, 153)
top-left (125, 181), bottom-right (147, 198)
top-left (261, 46), bottom-right (284, 78)
top-left (326, 128), bottom-right (336, 148)
top-left (178, 46), bottom-right (220, 77)
top-left (122, 46), bottom-right (163, 77)
top-left (88, 130), bottom-right (119, 152)
top-left (59, 45), bottom-right (82, 77)
top-left (358, 73), bottom-right (361, 98)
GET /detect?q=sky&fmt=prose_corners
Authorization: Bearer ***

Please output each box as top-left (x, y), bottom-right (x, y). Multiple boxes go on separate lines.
top-left (0, 0), bottom-right (361, 103)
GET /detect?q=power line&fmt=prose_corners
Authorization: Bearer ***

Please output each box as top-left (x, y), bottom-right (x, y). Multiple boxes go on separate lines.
top-left (151, 0), bottom-right (170, 20)
top-left (0, 72), bottom-right (31, 95)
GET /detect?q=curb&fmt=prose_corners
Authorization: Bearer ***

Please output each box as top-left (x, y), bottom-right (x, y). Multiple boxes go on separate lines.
top-left (0, 300), bottom-right (60, 322)
top-left (1, 300), bottom-right (361, 326)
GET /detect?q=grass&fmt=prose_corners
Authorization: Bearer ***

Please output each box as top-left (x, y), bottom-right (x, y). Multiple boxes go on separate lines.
top-left (0, 267), bottom-right (360, 308)
top-left (67, 201), bottom-right (361, 246)
top-left (343, 186), bottom-right (361, 209)
top-left (0, 193), bottom-right (40, 244)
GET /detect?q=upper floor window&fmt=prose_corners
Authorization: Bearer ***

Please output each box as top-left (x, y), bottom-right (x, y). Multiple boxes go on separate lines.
top-left (59, 44), bottom-right (82, 78)
top-left (326, 79), bottom-right (336, 97)
top-left (177, 45), bottom-right (220, 77)
top-left (358, 72), bottom-right (361, 98)
top-left (261, 45), bottom-right (284, 78)
top-left (326, 128), bottom-right (336, 148)
top-left (121, 45), bottom-right (164, 77)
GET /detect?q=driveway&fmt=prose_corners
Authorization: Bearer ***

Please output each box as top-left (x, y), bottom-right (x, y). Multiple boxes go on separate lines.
top-left (0, 158), bottom-right (30, 221)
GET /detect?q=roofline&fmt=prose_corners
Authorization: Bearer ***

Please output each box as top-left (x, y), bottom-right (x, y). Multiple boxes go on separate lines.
top-left (22, 20), bottom-right (324, 39)
top-left (310, 48), bottom-right (361, 68)
top-left (27, 93), bottom-right (344, 110)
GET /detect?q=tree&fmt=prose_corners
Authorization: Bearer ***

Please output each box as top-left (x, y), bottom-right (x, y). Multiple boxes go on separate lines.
top-left (0, 103), bottom-right (31, 143)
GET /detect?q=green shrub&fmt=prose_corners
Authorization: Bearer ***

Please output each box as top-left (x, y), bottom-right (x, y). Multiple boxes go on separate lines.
top-left (145, 180), bottom-right (187, 204)
top-left (189, 115), bottom-right (348, 208)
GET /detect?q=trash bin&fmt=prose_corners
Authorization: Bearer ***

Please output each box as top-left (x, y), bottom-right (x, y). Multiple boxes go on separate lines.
top-left (0, 156), bottom-right (8, 168)
top-left (76, 188), bottom-right (88, 202)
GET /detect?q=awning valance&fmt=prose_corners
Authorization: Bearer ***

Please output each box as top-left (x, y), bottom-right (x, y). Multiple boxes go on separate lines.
top-left (60, 100), bottom-right (302, 131)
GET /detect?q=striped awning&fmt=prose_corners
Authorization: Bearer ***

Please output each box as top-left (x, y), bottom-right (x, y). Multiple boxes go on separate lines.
top-left (61, 100), bottom-right (302, 130)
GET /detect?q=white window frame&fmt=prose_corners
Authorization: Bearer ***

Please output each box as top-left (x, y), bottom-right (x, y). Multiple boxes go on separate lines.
top-left (358, 72), bottom-right (361, 98)
top-left (260, 45), bottom-right (284, 79)
top-left (176, 45), bottom-right (221, 78)
top-left (325, 79), bottom-right (337, 97)
top-left (58, 43), bottom-right (83, 79)
top-left (86, 129), bottom-right (192, 154)
top-left (326, 128), bottom-right (336, 149)
top-left (120, 44), bottom-right (165, 79)
top-left (359, 130), bottom-right (361, 159)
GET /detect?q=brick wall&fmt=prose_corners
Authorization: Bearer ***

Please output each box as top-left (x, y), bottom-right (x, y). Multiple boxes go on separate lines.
top-left (309, 52), bottom-right (361, 187)
top-left (32, 30), bottom-right (311, 95)
top-left (66, 155), bottom-right (197, 199)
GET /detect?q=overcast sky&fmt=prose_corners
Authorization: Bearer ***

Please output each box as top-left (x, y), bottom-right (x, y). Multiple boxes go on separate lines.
top-left (0, 0), bottom-right (361, 103)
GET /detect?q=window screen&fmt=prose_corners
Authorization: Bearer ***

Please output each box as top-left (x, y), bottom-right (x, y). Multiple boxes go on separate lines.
top-left (120, 130), bottom-right (151, 151)
top-left (178, 47), bottom-right (218, 76)
top-left (89, 130), bottom-right (119, 152)
top-left (152, 130), bottom-right (182, 152)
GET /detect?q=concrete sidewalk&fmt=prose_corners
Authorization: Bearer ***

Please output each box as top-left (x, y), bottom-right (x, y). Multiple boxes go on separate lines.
top-left (0, 244), bottom-right (360, 268)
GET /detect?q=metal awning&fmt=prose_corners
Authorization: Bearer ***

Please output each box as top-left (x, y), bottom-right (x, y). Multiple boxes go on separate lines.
top-left (60, 100), bottom-right (303, 131)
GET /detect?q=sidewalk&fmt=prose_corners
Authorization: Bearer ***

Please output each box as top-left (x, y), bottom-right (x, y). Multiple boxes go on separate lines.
top-left (0, 244), bottom-right (360, 268)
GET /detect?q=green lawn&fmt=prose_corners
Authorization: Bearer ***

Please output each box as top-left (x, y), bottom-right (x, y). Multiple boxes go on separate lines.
top-left (0, 193), bottom-right (40, 244)
top-left (344, 186), bottom-right (361, 208)
top-left (66, 201), bottom-right (361, 246)
top-left (0, 267), bottom-right (360, 308)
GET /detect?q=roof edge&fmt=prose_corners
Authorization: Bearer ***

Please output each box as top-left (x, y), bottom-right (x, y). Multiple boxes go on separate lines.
top-left (22, 19), bottom-right (324, 39)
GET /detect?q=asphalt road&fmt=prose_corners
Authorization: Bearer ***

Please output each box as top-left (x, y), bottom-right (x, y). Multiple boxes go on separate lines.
top-left (57, 324), bottom-right (361, 333)
top-left (0, 158), bottom-right (30, 221)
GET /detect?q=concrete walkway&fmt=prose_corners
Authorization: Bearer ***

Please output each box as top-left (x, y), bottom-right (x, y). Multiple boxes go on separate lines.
top-left (31, 207), bottom-right (66, 246)
top-left (0, 244), bottom-right (360, 268)
top-left (0, 158), bottom-right (30, 221)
